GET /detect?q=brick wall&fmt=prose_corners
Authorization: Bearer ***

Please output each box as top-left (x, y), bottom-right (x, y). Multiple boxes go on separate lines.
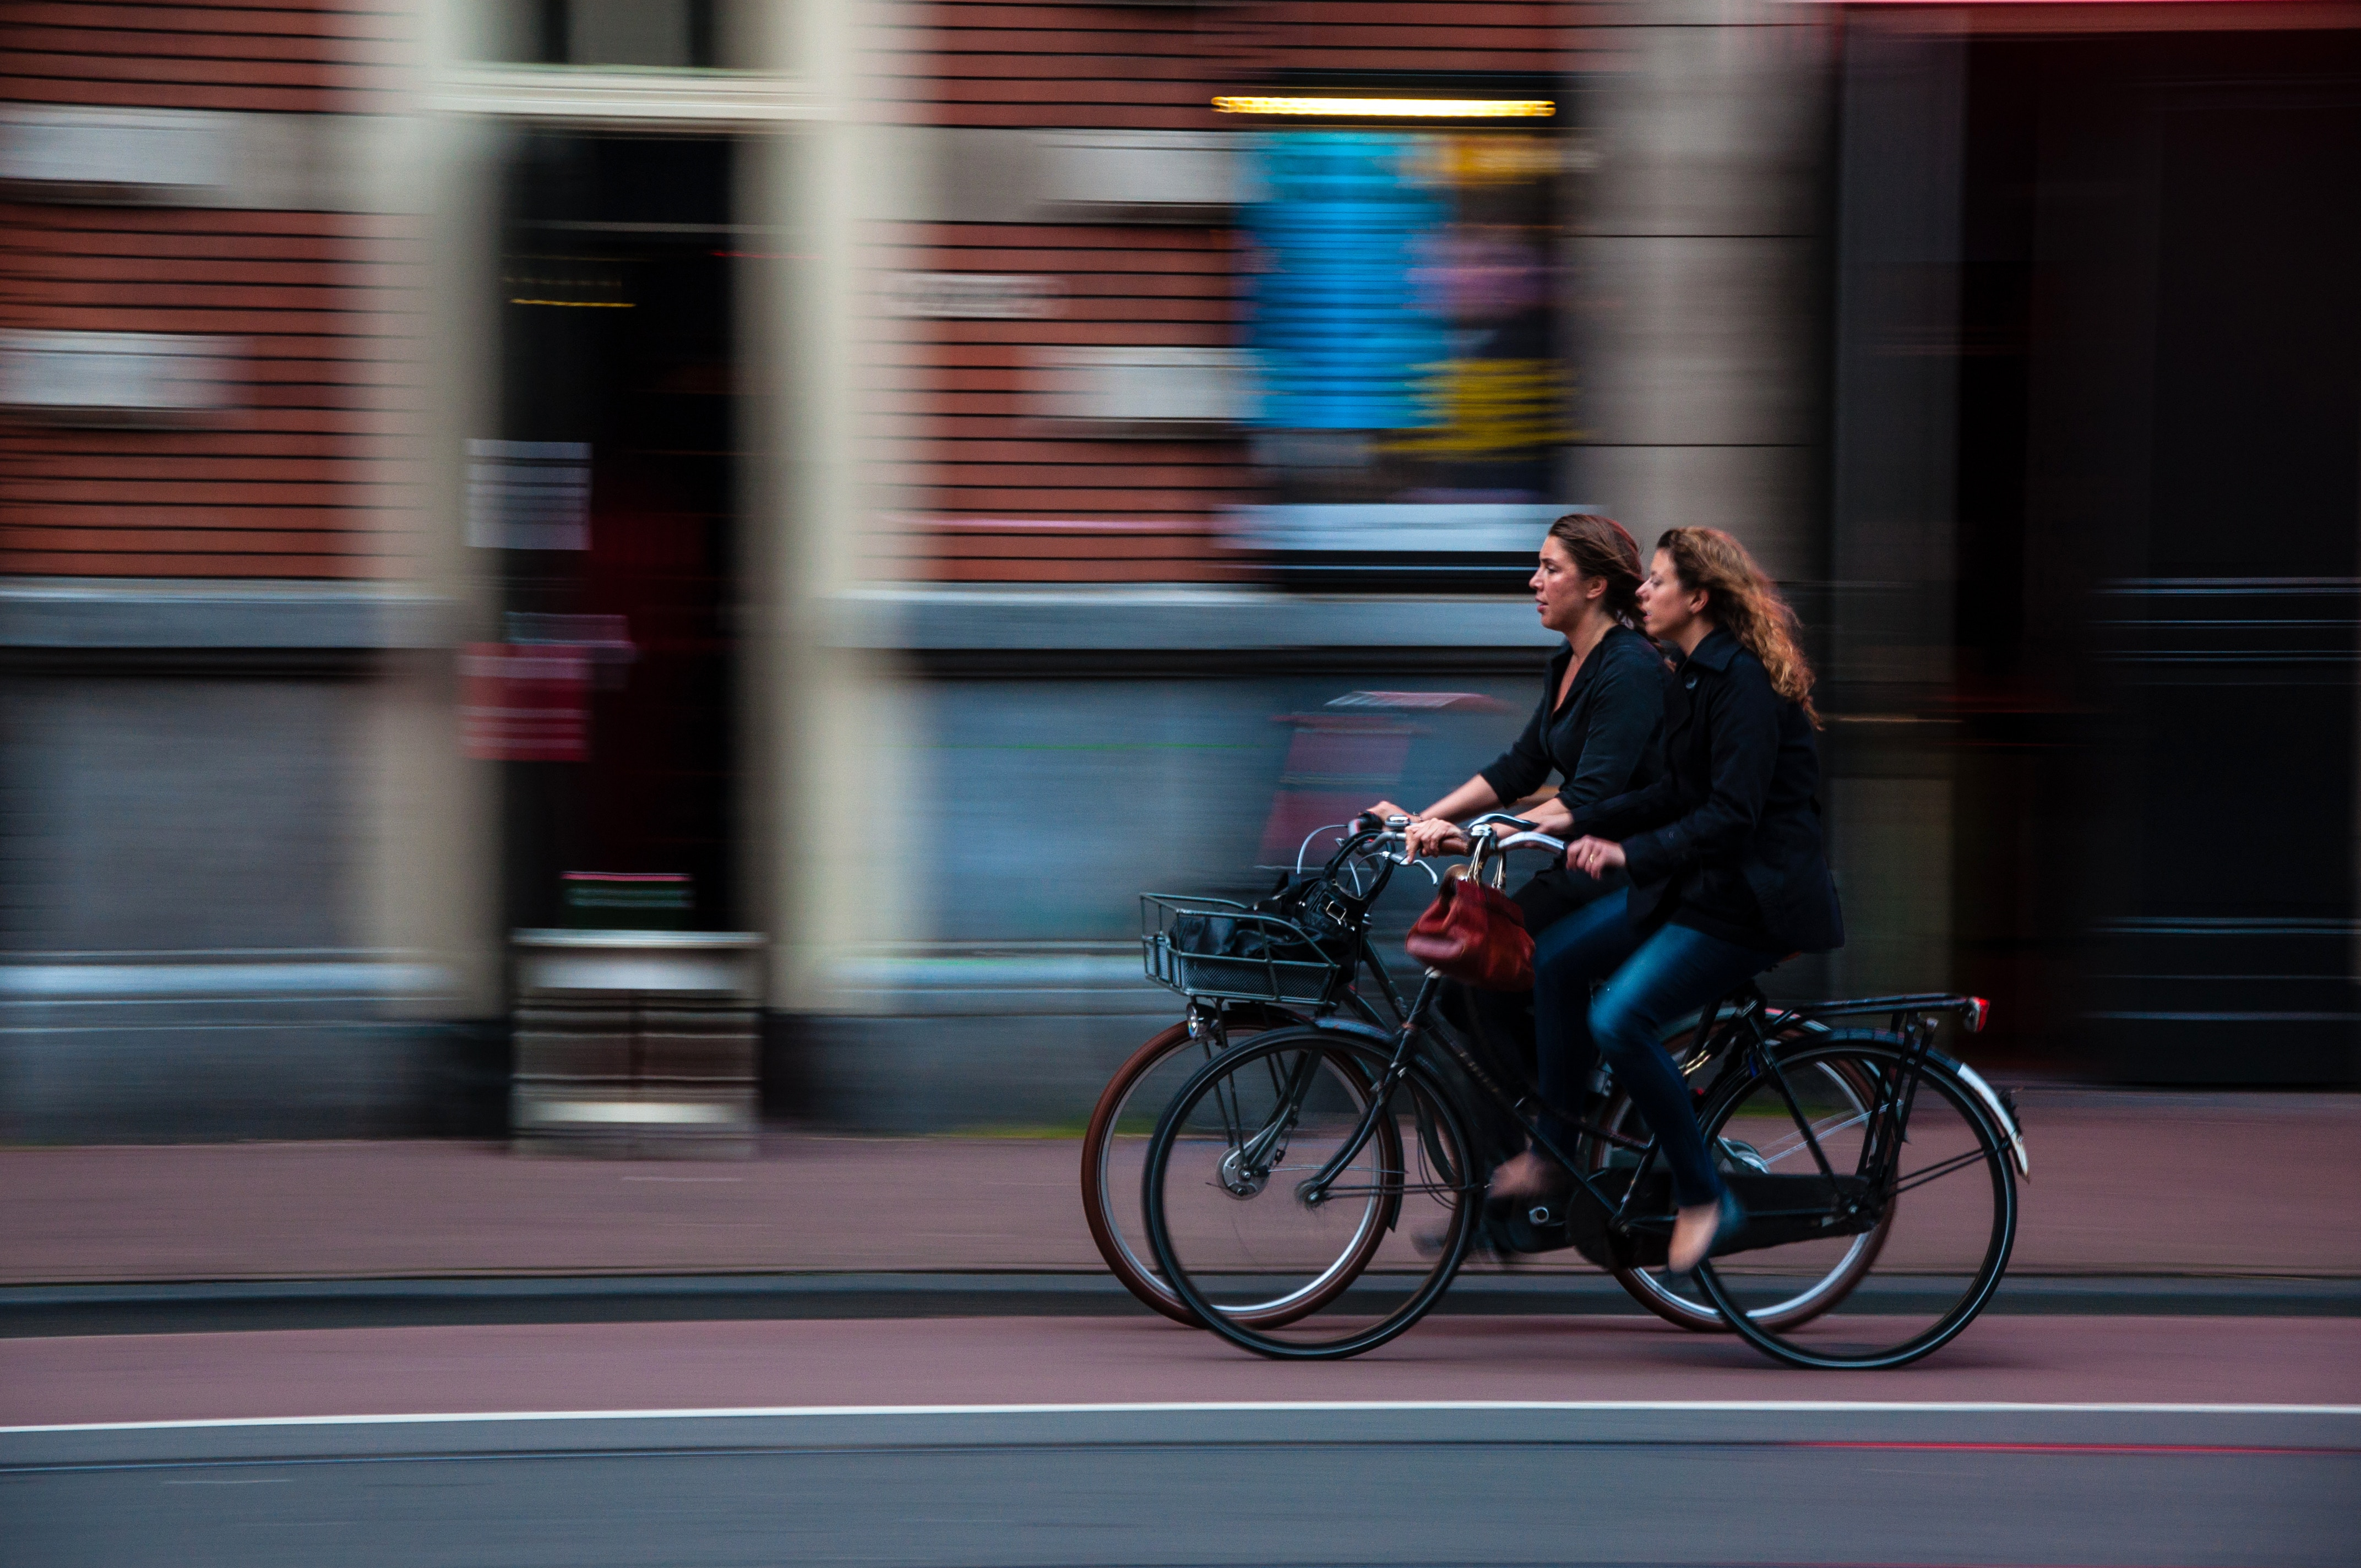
top-left (1231, 1), bottom-right (1575, 76)
top-left (887, 3), bottom-right (1238, 132)
top-left (0, 1), bottom-right (1578, 585)
top-left (884, 0), bottom-right (1579, 584)
top-left (0, 1), bottom-right (400, 115)
top-left (0, 0), bottom-right (411, 580)
top-left (893, 1), bottom-right (1571, 130)
top-left (886, 220), bottom-right (1250, 582)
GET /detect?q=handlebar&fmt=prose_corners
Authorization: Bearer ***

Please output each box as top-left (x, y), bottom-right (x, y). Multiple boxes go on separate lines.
top-left (1349, 810), bottom-right (1569, 878)
top-left (1457, 812), bottom-right (1569, 857)
top-left (1359, 812), bottom-right (1577, 888)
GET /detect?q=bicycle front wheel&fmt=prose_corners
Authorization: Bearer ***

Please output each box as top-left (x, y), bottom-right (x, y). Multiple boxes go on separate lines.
top-left (1144, 1028), bottom-right (1479, 1359)
top-left (1693, 1034), bottom-right (2018, 1369)
top-left (1082, 1014), bottom-right (1297, 1327)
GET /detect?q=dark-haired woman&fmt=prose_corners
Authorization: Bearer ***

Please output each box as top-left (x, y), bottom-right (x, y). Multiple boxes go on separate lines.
top-left (1537, 526), bottom-right (1845, 1272)
top-left (1367, 513), bottom-right (1670, 1171)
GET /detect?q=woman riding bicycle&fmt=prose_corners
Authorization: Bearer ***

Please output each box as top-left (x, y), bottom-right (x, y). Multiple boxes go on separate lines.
top-left (1367, 513), bottom-right (1670, 1124)
top-left (1513, 526), bottom-right (1845, 1273)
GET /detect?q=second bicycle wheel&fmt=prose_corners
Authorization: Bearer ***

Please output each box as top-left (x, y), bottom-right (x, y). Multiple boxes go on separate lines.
top-left (1081, 1012), bottom-right (1303, 1327)
top-left (1693, 1034), bottom-right (2018, 1369)
top-left (1145, 1028), bottom-right (1480, 1359)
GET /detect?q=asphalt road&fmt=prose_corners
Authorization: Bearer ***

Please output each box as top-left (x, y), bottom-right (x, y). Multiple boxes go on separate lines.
top-left (8, 1314), bottom-right (2357, 1566)
top-left (8, 1404), bottom-right (2355, 1567)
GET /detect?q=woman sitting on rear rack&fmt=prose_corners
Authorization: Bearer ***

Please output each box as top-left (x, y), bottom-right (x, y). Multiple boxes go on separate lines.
top-left (1515, 526), bottom-right (1845, 1273)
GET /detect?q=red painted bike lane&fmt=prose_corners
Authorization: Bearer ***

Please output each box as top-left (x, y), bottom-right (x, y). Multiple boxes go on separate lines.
top-left (7, 1314), bottom-right (2357, 1429)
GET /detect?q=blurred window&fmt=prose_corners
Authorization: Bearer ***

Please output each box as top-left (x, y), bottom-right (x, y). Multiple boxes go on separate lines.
top-left (1241, 122), bottom-right (1568, 508)
top-left (475, 0), bottom-right (721, 69)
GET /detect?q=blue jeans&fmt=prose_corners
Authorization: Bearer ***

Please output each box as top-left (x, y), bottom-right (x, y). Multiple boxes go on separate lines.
top-left (1531, 889), bottom-right (1780, 1208)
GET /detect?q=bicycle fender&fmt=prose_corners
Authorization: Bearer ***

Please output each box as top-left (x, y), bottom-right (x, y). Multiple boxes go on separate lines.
top-left (1302, 1017), bottom-right (1400, 1048)
top-left (1949, 1058), bottom-right (2029, 1178)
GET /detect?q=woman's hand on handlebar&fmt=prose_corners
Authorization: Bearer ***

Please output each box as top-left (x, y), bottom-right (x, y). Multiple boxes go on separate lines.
top-left (1516, 796), bottom-right (1575, 838)
top-left (1565, 835), bottom-right (1626, 880)
top-left (1364, 801), bottom-right (1467, 862)
top-left (1401, 817), bottom-right (1470, 861)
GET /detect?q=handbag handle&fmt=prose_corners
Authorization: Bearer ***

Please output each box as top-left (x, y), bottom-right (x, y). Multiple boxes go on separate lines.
top-left (1464, 815), bottom-right (1570, 888)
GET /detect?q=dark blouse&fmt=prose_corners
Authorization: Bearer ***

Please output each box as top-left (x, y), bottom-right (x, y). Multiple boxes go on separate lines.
top-left (1478, 623), bottom-right (1669, 816)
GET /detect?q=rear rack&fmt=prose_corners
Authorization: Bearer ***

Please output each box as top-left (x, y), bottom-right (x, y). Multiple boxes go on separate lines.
top-left (1783, 992), bottom-right (1990, 1031)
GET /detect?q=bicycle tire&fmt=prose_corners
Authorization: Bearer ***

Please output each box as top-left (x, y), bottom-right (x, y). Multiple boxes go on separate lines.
top-left (1144, 1027), bottom-right (1479, 1360)
top-left (1693, 1033), bottom-right (2017, 1370)
top-left (1082, 1011), bottom-right (1303, 1326)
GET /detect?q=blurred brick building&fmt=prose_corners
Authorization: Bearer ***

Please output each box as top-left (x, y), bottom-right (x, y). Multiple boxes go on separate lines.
top-left (0, 1), bottom-right (415, 578)
top-left (2, 0), bottom-right (2357, 1140)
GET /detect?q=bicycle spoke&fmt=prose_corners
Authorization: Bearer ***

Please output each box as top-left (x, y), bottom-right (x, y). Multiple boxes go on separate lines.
top-left (1889, 1144), bottom-right (1997, 1197)
top-left (1747, 1106), bottom-right (1873, 1168)
top-left (1758, 1050), bottom-right (1843, 1180)
top-left (1316, 1182), bottom-right (1471, 1199)
top-left (1211, 1061), bottom-right (1247, 1151)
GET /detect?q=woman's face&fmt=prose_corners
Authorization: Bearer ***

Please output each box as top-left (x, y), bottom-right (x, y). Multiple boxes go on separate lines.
top-left (1531, 536), bottom-right (1602, 633)
top-left (1639, 548), bottom-right (1706, 644)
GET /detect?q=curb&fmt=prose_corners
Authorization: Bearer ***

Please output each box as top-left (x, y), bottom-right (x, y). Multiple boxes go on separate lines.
top-left (4, 1271), bottom-right (2355, 1338)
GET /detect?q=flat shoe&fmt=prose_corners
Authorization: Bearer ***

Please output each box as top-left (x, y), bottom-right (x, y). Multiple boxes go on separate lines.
top-left (1486, 1152), bottom-right (1570, 1205)
top-left (1668, 1187), bottom-right (1747, 1274)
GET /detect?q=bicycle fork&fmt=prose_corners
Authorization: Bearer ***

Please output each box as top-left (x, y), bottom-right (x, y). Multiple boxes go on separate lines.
top-left (1295, 976), bottom-right (1448, 1208)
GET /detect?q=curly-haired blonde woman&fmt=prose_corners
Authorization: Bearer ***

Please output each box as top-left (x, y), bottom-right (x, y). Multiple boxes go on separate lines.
top-left (1504, 526), bottom-right (1845, 1273)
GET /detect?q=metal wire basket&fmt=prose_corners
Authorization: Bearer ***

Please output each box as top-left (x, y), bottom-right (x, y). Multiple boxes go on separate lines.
top-left (1139, 892), bottom-right (1351, 1005)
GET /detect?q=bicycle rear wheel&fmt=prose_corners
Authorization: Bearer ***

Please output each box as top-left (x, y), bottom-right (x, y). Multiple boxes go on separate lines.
top-left (1145, 1028), bottom-right (1479, 1359)
top-left (1692, 1034), bottom-right (2017, 1369)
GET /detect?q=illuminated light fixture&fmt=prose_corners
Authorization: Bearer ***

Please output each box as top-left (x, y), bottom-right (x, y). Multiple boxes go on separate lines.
top-left (1212, 95), bottom-right (1554, 119)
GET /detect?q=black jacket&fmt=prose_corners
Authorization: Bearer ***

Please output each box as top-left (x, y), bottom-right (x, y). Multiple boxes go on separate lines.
top-left (1568, 627), bottom-right (1845, 955)
top-left (1478, 623), bottom-right (1668, 817)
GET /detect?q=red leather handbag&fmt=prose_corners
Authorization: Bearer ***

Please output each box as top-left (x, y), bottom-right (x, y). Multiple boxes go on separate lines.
top-left (1405, 875), bottom-right (1533, 991)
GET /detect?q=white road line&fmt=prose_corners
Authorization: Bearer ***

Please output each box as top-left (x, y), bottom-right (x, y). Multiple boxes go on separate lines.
top-left (6, 1400), bottom-right (2359, 1436)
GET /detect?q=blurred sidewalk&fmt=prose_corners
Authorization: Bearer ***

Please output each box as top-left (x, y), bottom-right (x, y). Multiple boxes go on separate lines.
top-left (3, 1088), bottom-right (2357, 1286)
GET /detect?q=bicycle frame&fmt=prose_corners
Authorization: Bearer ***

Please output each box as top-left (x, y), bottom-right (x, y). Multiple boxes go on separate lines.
top-left (1292, 970), bottom-right (2005, 1245)
top-left (1198, 820), bottom-right (2021, 1245)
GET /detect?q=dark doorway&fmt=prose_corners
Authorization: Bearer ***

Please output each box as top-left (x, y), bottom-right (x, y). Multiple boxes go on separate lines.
top-left (489, 132), bottom-right (741, 934)
top-left (1947, 31), bottom-right (2361, 1083)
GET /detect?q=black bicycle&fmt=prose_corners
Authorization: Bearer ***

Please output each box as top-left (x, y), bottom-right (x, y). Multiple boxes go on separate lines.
top-left (1140, 815), bottom-right (2028, 1369)
top-left (1106, 823), bottom-right (1770, 1331)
